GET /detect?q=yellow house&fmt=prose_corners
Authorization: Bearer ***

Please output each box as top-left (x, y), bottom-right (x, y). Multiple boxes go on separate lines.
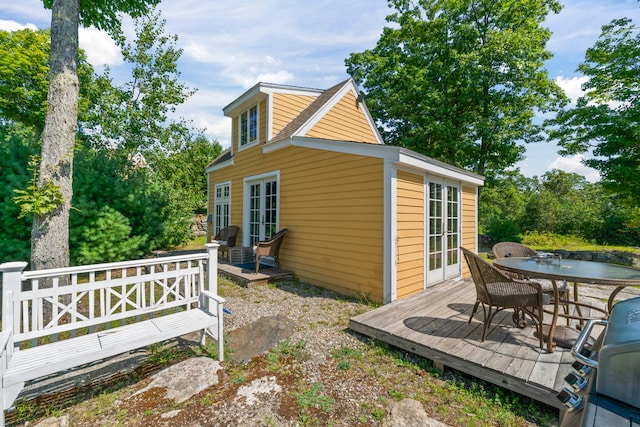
top-left (206, 78), bottom-right (484, 304)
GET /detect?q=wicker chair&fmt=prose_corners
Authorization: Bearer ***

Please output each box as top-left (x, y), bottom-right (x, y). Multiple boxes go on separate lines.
top-left (254, 229), bottom-right (288, 273)
top-left (461, 247), bottom-right (544, 349)
top-left (214, 225), bottom-right (239, 260)
top-left (492, 242), bottom-right (574, 305)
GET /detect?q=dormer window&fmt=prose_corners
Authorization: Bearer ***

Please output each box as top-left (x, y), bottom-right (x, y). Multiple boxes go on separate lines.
top-left (239, 104), bottom-right (258, 149)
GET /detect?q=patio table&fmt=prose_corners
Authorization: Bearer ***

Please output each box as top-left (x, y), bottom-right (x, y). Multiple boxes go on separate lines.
top-left (493, 257), bottom-right (640, 352)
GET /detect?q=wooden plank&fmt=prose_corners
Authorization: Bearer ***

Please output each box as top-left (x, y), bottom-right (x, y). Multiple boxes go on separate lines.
top-left (527, 344), bottom-right (564, 389)
top-left (349, 279), bottom-right (574, 411)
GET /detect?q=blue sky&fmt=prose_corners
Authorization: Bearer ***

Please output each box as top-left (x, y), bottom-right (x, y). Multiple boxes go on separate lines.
top-left (1, 0), bottom-right (638, 181)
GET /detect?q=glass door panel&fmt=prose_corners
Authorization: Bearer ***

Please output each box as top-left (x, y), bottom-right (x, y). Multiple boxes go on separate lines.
top-left (427, 180), bottom-right (460, 285)
top-left (246, 177), bottom-right (278, 246)
top-left (427, 182), bottom-right (444, 283)
top-left (249, 183), bottom-right (261, 246)
top-left (445, 185), bottom-right (460, 277)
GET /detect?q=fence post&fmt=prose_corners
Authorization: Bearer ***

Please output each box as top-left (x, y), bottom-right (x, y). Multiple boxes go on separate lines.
top-left (0, 262), bottom-right (27, 332)
top-left (205, 243), bottom-right (219, 295)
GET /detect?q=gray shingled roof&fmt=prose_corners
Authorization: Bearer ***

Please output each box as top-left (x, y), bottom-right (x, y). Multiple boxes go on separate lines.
top-left (206, 147), bottom-right (232, 169)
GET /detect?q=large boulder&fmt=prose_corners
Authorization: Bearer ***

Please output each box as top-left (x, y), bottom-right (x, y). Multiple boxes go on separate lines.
top-left (226, 315), bottom-right (297, 363)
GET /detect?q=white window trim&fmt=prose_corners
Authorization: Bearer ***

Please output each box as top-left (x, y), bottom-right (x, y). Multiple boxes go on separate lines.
top-left (213, 181), bottom-right (231, 235)
top-left (238, 104), bottom-right (259, 151)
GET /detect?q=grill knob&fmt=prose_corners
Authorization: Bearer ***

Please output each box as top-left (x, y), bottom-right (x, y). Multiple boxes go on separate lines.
top-left (564, 371), bottom-right (590, 393)
top-left (557, 387), bottom-right (583, 411)
top-left (571, 360), bottom-right (592, 377)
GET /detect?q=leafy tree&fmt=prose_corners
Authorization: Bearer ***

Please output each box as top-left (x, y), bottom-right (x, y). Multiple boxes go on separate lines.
top-left (346, 0), bottom-right (567, 178)
top-left (84, 9), bottom-right (195, 153)
top-left (0, 124), bottom-right (39, 262)
top-left (147, 135), bottom-right (223, 214)
top-left (548, 18), bottom-right (640, 203)
top-left (0, 28), bottom-right (97, 141)
top-left (0, 29), bottom-right (49, 140)
top-left (70, 148), bottom-right (193, 263)
top-left (32, 0), bottom-right (159, 274)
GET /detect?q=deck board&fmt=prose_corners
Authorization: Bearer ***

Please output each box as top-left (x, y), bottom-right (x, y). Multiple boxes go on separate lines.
top-left (348, 278), bottom-right (607, 412)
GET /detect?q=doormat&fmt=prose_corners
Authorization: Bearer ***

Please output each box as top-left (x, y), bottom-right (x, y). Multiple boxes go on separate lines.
top-left (234, 262), bottom-right (273, 271)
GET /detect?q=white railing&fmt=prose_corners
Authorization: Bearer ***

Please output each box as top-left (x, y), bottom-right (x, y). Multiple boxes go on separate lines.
top-left (1, 244), bottom-right (220, 350)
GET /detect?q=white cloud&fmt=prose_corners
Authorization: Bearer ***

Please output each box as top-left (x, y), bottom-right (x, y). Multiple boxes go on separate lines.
top-left (0, 19), bottom-right (37, 31)
top-left (78, 27), bottom-right (122, 67)
top-left (548, 154), bottom-right (600, 182)
top-left (556, 76), bottom-right (589, 103)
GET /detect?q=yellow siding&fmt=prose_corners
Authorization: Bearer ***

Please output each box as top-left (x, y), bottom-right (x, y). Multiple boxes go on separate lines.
top-left (396, 171), bottom-right (425, 299)
top-left (460, 186), bottom-right (477, 278)
top-left (305, 91), bottom-right (378, 143)
top-left (208, 146), bottom-right (385, 302)
top-left (272, 93), bottom-right (316, 137)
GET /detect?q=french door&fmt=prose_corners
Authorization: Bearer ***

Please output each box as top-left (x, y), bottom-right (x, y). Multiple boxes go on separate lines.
top-left (245, 175), bottom-right (279, 246)
top-left (426, 179), bottom-right (461, 285)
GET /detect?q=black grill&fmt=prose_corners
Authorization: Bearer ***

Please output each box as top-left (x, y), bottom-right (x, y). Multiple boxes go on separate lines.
top-left (559, 296), bottom-right (640, 427)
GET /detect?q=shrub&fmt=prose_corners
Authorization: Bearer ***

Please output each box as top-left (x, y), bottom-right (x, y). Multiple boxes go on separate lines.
top-left (72, 206), bottom-right (146, 264)
top-left (485, 218), bottom-right (521, 243)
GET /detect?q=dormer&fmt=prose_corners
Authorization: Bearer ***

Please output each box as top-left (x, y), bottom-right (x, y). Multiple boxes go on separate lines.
top-left (223, 83), bottom-right (324, 153)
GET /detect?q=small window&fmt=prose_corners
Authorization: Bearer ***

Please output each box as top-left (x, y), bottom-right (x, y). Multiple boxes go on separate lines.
top-left (214, 182), bottom-right (231, 235)
top-left (239, 104), bottom-right (259, 149)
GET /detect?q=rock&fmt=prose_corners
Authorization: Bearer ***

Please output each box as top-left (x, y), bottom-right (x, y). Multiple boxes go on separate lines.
top-left (133, 357), bottom-right (221, 403)
top-left (236, 376), bottom-right (282, 405)
top-left (32, 415), bottom-right (70, 427)
top-left (383, 399), bottom-right (450, 427)
top-left (226, 315), bottom-right (297, 363)
top-left (161, 409), bottom-right (182, 419)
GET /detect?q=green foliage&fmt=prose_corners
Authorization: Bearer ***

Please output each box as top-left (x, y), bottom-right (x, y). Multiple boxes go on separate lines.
top-left (0, 28), bottom-right (97, 140)
top-left (295, 382), bottom-right (334, 413)
top-left (485, 218), bottom-right (521, 243)
top-left (84, 9), bottom-right (196, 153)
top-left (521, 231), bottom-right (591, 249)
top-left (73, 206), bottom-right (146, 264)
top-left (548, 17), bottom-right (640, 204)
top-left (12, 155), bottom-right (64, 218)
top-left (70, 148), bottom-right (193, 263)
top-left (0, 125), bottom-right (39, 262)
top-left (0, 29), bottom-right (49, 138)
top-left (346, 0), bottom-right (567, 177)
top-left (42, 0), bottom-right (160, 40)
top-left (148, 135), bottom-right (222, 213)
top-left (481, 170), bottom-right (640, 246)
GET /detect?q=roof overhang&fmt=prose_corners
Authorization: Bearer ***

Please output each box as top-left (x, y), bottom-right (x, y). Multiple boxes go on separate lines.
top-left (263, 136), bottom-right (484, 186)
top-left (223, 82), bottom-right (323, 118)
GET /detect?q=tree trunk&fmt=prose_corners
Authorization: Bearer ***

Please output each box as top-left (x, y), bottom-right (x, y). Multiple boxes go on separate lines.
top-left (31, 0), bottom-right (79, 279)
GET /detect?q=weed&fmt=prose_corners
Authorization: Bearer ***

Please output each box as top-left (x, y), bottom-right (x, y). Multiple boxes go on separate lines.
top-left (336, 360), bottom-right (351, 370)
top-left (295, 382), bottom-right (334, 413)
top-left (388, 389), bottom-right (405, 401)
top-left (331, 345), bottom-right (362, 371)
top-left (12, 400), bottom-right (39, 421)
top-left (371, 407), bottom-right (386, 421)
top-left (146, 343), bottom-right (182, 367)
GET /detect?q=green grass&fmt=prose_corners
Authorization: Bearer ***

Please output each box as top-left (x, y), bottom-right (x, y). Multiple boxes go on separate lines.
top-left (174, 235), bottom-right (207, 251)
top-left (521, 231), bottom-right (639, 252)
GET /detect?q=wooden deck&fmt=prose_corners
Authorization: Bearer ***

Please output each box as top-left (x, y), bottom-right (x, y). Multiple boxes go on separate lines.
top-left (217, 259), bottom-right (294, 286)
top-left (349, 278), bottom-right (587, 412)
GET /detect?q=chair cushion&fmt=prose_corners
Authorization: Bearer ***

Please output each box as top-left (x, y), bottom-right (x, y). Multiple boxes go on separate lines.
top-left (537, 278), bottom-right (569, 293)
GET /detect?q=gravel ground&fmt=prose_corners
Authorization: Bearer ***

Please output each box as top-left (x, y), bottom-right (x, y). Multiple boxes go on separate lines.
top-left (22, 277), bottom-right (570, 427)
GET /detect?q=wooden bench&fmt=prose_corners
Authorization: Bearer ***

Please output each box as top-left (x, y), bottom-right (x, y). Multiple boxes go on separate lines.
top-left (0, 243), bottom-right (224, 426)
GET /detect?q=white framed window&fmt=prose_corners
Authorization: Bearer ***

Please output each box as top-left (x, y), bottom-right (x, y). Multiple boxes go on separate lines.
top-left (239, 104), bottom-right (259, 150)
top-left (214, 182), bottom-right (231, 235)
